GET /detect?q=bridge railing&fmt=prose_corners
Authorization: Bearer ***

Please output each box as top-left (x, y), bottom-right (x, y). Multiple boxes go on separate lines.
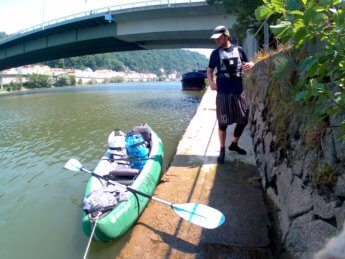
top-left (1, 0), bottom-right (206, 44)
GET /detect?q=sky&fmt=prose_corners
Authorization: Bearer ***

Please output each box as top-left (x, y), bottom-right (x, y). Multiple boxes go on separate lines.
top-left (0, 0), bottom-right (212, 58)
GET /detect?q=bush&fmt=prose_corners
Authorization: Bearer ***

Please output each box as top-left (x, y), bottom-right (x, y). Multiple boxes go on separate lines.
top-left (315, 164), bottom-right (339, 194)
top-left (255, 0), bottom-right (345, 138)
top-left (6, 81), bottom-right (22, 91)
top-left (69, 75), bottom-right (76, 86)
top-left (77, 78), bottom-right (83, 85)
top-left (55, 74), bottom-right (71, 87)
top-left (109, 76), bottom-right (124, 83)
top-left (86, 79), bottom-right (98, 85)
top-left (25, 74), bottom-right (54, 88)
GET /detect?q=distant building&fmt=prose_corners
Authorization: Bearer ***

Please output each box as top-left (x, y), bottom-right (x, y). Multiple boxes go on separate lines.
top-left (1, 64), bottom-right (174, 87)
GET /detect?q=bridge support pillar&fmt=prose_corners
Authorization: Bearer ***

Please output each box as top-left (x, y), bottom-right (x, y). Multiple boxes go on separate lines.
top-left (243, 29), bottom-right (258, 61)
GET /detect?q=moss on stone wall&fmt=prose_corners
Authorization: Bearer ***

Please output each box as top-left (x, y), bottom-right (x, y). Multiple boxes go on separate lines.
top-left (315, 164), bottom-right (339, 194)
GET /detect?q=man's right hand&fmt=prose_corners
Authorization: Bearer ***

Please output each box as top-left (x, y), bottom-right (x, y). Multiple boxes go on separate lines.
top-left (210, 81), bottom-right (217, 90)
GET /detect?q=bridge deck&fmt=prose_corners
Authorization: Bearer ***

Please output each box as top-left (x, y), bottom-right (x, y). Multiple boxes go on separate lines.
top-left (0, 2), bottom-right (236, 71)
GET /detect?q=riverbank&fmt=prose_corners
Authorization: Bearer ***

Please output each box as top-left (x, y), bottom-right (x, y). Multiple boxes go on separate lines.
top-left (0, 64), bottom-right (180, 88)
top-left (0, 81), bottom-right (173, 96)
top-left (109, 87), bottom-right (272, 258)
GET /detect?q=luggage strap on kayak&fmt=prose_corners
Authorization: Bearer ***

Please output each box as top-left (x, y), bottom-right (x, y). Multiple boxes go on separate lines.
top-left (105, 155), bottom-right (156, 162)
top-left (127, 140), bottom-right (146, 148)
top-left (83, 185), bottom-right (127, 218)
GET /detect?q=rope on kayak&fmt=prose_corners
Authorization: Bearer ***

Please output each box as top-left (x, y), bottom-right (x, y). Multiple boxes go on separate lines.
top-left (83, 212), bottom-right (101, 259)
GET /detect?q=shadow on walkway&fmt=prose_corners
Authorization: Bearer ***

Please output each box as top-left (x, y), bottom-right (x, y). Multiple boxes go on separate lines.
top-left (161, 154), bottom-right (273, 258)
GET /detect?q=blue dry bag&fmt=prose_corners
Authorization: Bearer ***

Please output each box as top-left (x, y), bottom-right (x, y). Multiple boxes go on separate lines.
top-left (125, 133), bottom-right (149, 170)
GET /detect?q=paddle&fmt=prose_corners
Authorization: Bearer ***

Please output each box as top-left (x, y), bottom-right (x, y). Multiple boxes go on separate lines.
top-left (65, 158), bottom-right (225, 229)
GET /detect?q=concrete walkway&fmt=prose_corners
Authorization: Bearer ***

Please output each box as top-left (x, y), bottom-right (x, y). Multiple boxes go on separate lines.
top-left (114, 87), bottom-right (272, 258)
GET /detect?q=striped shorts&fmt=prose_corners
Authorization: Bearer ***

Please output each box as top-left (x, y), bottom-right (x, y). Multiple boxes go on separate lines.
top-left (216, 92), bottom-right (249, 129)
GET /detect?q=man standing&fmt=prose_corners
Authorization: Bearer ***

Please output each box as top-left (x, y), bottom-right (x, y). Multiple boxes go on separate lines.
top-left (207, 25), bottom-right (254, 164)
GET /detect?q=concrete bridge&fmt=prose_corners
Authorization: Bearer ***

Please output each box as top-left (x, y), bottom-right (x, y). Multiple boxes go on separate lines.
top-left (0, 1), bottom-right (247, 71)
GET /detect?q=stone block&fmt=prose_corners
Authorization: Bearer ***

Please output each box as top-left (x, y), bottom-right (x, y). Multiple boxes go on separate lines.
top-left (292, 251), bottom-right (311, 259)
top-left (276, 165), bottom-right (293, 205)
top-left (307, 219), bottom-right (338, 252)
top-left (254, 140), bottom-right (264, 156)
top-left (292, 158), bottom-right (304, 178)
top-left (267, 166), bottom-right (279, 187)
top-left (285, 212), bottom-right (337, 253)
top-left (302, 150), bottom-right (318, 183)
top-left (289, 140), bottom-right (305, 177)
top-left (265, 152), bottom-right (276, 182)
top-left (322, 128), bottom-right (337, 165)
top-left (267, 187), bottom-right (279, 208)
top-left (336, 202), bottom-right (345, 230)
top-left (335, 174), bottom-right (345, 198)
top-left (264, 131), bottom-right (273, 154)
top-left (314, 222), bottom-right (345, 259)
top-left (313, 192), bottom-right (339, 219)
top-left (278, 207), bottom-right (291, 241)
top-left (285, 212), bottom-right (313, 252)
top-left (287, 177), bottom-right (313, 217)
top-left (329, 113), bottom-right (345, 162)
top-left (255, 153), bottom-right (266, 183)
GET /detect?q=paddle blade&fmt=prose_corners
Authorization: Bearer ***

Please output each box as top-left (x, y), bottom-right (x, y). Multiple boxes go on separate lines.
top-left (172, 203), bottom-right (225, 229)
top-left (64, 158), bottom-right (83, 172)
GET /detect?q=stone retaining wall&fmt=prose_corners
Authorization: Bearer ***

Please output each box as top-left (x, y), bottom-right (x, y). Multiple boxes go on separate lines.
top-left (246, 52), bottom-right (345, 258)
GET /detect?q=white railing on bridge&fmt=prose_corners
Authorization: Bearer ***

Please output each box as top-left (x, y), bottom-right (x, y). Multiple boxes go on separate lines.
top-left (0, 0), bottom-right (207, 44)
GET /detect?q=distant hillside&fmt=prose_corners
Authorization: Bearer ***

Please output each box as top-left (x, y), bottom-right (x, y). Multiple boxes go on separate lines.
top-left (0, 30), bottom-right (209, 73)
top-left (42, 49), bottom-right (209, 74)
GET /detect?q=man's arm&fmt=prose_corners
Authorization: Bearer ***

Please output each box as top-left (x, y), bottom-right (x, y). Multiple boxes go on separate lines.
top-left (242, 61), bottom-right (254, 71)
top-left (207, 67), bottom-right (217, 90)
top-left (239, 47), bottom-right (254, 71)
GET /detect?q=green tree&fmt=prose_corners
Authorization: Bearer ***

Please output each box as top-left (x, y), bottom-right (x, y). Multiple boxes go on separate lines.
top-left (55, 74), bottom-right (71, 86)
top-left (42, 49), bottom-right (208, 74)
top-left (69, 75), bottom-right (76, 85)
top-left (207, 0), bottom-right (262, 39)
top-left (6, 81), bottom-right (22, 91)
top-left (110, 59), bottom-right (126, 71)
top-left (0, 31), bottom-right (7, 40)
top-left (255, 0), bottom-right (345, 136)
top-left (109, 76), bottom-right (124, 83)
top-left (25, 74), bottom-right (54, 88)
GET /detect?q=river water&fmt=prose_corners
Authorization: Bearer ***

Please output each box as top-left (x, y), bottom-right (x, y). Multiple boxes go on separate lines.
top-left (0, 82), bottom-right (203, 259)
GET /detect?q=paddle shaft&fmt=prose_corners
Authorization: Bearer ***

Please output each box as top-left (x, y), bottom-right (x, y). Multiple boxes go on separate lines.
top-left (65, 159), bottom-right (224, 229)
top-left (81, 168), bottom-right (172, 207)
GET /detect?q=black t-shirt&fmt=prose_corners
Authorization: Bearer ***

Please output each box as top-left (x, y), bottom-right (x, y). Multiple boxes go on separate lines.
top-left (208, 45), bottom-right (249, 94)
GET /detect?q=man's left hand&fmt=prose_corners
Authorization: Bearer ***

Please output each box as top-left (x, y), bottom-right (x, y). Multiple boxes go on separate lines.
top-left (243, 62), bottom-right (254, 71)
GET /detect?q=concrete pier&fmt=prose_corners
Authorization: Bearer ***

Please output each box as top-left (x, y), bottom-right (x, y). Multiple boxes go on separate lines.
top-left (114, 87), bottom-right (272, 258)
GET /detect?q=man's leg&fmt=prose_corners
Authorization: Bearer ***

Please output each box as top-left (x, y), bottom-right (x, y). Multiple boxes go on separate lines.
top-left (229, 124), bottom-right (247, 155)
top-left (215, 92), bottom-right (229, 164)
top-left (217, 127), bottom-right (227, 164)
top-left (219, 128), bottom-right (227, 147)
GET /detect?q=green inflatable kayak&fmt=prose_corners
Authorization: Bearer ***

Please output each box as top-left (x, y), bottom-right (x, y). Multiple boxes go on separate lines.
top-left (81, 124), bottom-right (164, 241)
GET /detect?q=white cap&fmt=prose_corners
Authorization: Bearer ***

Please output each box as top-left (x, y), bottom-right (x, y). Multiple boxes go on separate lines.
top-left (210, 25), bottom-right (230, 39)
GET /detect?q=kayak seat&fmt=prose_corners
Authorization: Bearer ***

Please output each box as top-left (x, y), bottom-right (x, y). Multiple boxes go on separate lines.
top-left (106, 167), bottom-right (139, 186)
top-left (108, 167), bottom-right (139, 177)
top-left (106, 174), bottom-right (135, 186)
top-left (116, 180), bottom-right (133, 186)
